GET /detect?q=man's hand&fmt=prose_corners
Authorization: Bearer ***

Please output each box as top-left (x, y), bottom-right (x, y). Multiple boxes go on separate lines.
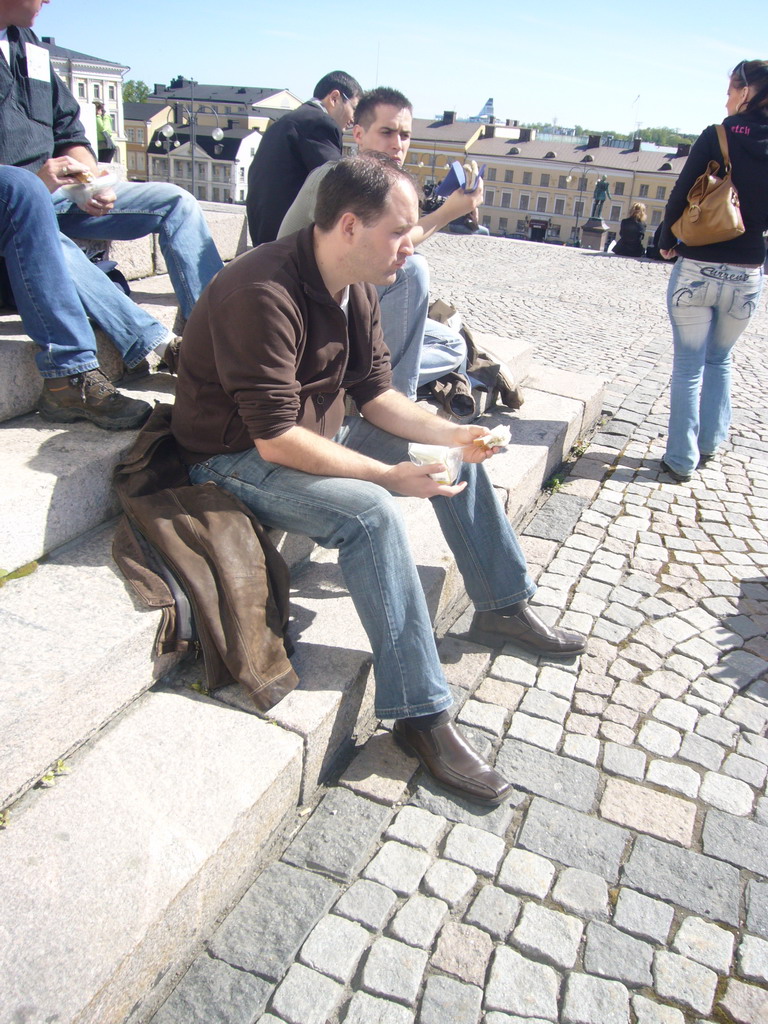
top-left (449, 424), bottom-right (502, 464)
top-left (37, 156), bottom-right (116, 215)
top-left (380, 460), bottom-right (468, 498)
top-left (440, 177), bottom-right (485, 221)
top-left (37, 155), bottom-right (93, 192)
top-left (660, 248), bottom-right (677, 260)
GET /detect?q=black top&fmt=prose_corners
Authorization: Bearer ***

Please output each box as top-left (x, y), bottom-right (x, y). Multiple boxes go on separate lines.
top-left (0, 26), bottom-right (91, 170)
top-left (660, 112), bottom-right (768, 265)
top-left (614, 217), bottom-right (645, 256)
top-left (246, 101), bottom-right (342, 245)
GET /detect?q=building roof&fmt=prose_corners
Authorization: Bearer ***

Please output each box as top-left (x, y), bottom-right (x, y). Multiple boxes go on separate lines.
top-left (39, 37), bottom-right (127, 71)
top-left (410, 116), bottom-right (484, 146)
top-left (148, 126), bottom-right (258, 161)
top-left (123, 102), bottom-right (168, 122)
top-left (149, 79), bottom-right (298, 107)
top-left (468, 135), bottom-right (689, 175)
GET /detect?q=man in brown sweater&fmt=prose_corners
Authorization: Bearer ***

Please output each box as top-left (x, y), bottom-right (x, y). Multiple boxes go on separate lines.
top-left (172, 155), bottom-right (585, 805)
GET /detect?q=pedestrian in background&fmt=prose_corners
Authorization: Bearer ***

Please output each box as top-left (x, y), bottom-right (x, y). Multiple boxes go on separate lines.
top-left (613, 202), bottom-right (646, 257)
top-left (658, 59), bottom-right (768, 482)
top-left (94, 101), bottom-right (116, 163)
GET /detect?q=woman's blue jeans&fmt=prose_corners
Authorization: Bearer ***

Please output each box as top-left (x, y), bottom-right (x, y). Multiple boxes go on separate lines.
top-left (665, 257), bottom-right (764, 475)
top-left (189, 416), bottom-right (535, 719)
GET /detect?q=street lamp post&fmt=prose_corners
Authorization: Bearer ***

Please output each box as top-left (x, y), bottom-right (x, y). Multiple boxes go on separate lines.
top-left (565, 165), bottom-right (590, 245)
top-left (157, 79), bottom-right (224, 199)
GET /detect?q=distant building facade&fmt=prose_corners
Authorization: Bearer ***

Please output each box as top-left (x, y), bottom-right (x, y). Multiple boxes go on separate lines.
top-left (143, 78), bottom-right (302, 201)
top-left (40, 36), bottom-right (128, 163)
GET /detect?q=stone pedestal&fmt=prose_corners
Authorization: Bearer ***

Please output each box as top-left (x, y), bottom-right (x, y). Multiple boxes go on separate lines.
top-left (580, 217), bottom-right (610, 251)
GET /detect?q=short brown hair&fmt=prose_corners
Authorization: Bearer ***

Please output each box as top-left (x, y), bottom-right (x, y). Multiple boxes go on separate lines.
top-left (314, 153), bottom-right (416, 231)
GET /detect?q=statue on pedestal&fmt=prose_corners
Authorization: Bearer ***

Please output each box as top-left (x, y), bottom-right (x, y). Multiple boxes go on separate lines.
top-left (590, 176), bottom-right (612, 219)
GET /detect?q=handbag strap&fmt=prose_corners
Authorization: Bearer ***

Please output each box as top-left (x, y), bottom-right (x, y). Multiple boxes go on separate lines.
top-left (716, 123), bottom-right (732, 172)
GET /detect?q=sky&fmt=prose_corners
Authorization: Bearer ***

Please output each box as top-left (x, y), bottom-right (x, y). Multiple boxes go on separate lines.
top-left (37, 1), bottom-right (763, 137)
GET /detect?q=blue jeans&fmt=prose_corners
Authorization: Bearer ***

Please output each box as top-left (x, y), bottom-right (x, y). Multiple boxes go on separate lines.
top-left (54, 180), bottom-right (224, 363)
top-left (377, 253), bottom-right (466, 398)
top-left (0, 166), bottom-right (101, 378)
top-left (665, 257), bottom-right (764, 475)
top-left (189, 416), bottom-right (535, 719)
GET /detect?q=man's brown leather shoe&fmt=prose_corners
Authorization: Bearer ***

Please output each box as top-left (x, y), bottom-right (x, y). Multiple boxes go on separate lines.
top-left (393, 718), bottom-right (512, 805)
top-left (468, 604), bottom-right (586, 657)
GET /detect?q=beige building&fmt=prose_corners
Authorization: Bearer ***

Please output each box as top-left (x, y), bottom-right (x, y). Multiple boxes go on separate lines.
top-left (468, 131), bottom-right (690, 243)
top-left (123, 102), bottom-right (172, 181)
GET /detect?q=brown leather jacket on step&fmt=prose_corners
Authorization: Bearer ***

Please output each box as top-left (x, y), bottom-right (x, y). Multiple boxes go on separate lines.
top-left (112, 403), bottom-right (298, 712)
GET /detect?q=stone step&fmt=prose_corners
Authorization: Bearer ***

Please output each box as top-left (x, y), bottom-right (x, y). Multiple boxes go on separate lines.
top-left (0, 685), bottom-right (305, 1024)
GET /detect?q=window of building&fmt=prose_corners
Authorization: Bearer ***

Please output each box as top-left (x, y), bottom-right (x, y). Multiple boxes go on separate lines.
top-left (487, 167), bottom-right (497, 181)
top-left (639, 184), bottom-right (649, 197)
top-left (536, 196), bottom-right (547, 212)
top-left (578, 176), bottom-right (587, 191)
top-left (137, 129), bottom-right (144, 144)
top-left (239, 189), bottom-right (246, 201)
top-left (151, 157), bottom-right (167, 176)
top-left (558, 175), bottom-right (568, 189)
top-left (574, 200), bottom-right (584, 218)
top-left (656, 186), bottom-right (666, 200)
top-left (554, 197), bottom-right (565, 215)
top-left (610, 205), bottom-right (621, 221)
top-left (651, 209), bottom-right (662, 225)
top-left (501, 192), bottom-right (511, 209)
top-left (522, 171), bottom-right (532, 185)
top-left (540, 173), bottom-right (550, 187)
top-left (212, 187), bottom-right (220, 202)
top-left (614, 182), bottom-right (625, 195)
top-left (239, 167), bottom-right (245, 181)
top-left (504, 169), bottom-right (513, 183)
top-left (77, 82), bottom-right (85, 98)
top-left (197, 186), bottom-right (206, 200)
top-left (212, 165), bottom-right (220, 179)
top-left (548, 225), bottom-right (561, 238)
top-left (519, 194), bottom-right (530, 211)
top-left (197, 162), bottom-right (206, 178)
top-left (485, 189), bottom-right (495, 207)
top-left (126, 128), bottom-right (135, 143)
top-left (127, 152), bottom-right (136, 169)
top-left (93, 84), bottom-right (100, 98)
top-left (108, 85), bottom-right (115, 100)
top-left (517, 220), bottom-right (526, 232)
top-left (499, 217), bottom-right (508, 233)
top-left (482, 215), bottom-right (491, 228)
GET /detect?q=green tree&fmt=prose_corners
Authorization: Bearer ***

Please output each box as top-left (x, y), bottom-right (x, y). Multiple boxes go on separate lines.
top-left (122, 80), bottom-right (150, 103)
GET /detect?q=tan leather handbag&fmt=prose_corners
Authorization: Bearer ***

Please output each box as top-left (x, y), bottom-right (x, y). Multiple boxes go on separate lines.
top-left (672, 124), bottom-right (745, 246)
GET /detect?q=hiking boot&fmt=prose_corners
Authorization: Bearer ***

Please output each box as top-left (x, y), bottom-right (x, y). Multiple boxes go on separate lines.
top-left (158, 335), bottom-right (182, 374)
top-left (38, 369), bottom-right (152, 431)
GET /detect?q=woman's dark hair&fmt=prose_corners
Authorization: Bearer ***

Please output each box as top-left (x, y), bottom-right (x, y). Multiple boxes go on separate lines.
top-left (313, 71), bottom-right (362, 102)
top-left (314, 153), bottom-right (415, 231)
top-left (731, 59), bottom-right (768, 114)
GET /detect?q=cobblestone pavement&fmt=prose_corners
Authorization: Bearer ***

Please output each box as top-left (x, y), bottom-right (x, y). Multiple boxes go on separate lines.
top-left (151, 238), bottom-right (768, 1024)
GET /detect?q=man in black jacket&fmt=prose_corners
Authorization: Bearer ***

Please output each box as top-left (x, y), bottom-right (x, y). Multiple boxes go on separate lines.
top-left (246, 70), bottom-right (361, 245)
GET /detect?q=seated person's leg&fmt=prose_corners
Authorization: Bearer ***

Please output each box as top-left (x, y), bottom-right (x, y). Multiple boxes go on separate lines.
top-left (419, 317), bottom-right (467, 389)
top-left (58, 234), bottom-right (172, 369)
top-left (0, 167), bottom-right (149, 430)
top-left (343, 415), bottom-right (586, 657)
top-left (376, 253), bottom-right (430, 399)
top-left (54, 181), bottom-right (223, 319)
top-left (189, 443), bottom-right (510, 805)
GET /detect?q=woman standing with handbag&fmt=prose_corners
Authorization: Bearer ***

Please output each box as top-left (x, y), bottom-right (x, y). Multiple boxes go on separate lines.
top-left (659, 59), bottom-right (768, 482)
